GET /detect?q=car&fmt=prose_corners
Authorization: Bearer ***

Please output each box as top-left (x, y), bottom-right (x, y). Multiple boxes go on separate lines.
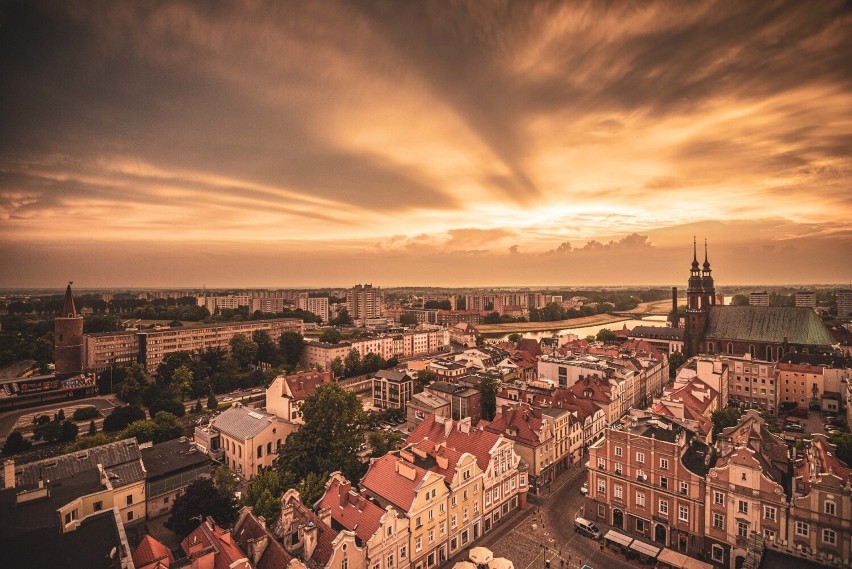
top-left (396, 417), bottom-right (406, 424)
top-left (574, 517), bottom-right (601, 540)
top-left (251, 388), bottom-right (263, 393)
top-left (784, 422), bottom-right (804, 432)
top-left (826, 428), bottom-right (841, 436)
top-left (580, 482), bottom-right (588, 495)
top-left (222, 396), bottom-right (234, 402)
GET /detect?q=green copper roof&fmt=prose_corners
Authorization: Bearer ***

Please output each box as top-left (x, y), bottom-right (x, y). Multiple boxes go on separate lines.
top-left (705, 306), bottom-right (835, 346)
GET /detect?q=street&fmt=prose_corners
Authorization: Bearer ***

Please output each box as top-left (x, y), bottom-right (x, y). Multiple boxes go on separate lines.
top-left (0, 395), bottom-right (119, 444)
top-left (478, 464), bottom-right (639, 569)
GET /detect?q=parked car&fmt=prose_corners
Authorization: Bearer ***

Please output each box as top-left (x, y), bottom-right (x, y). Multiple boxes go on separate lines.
top-left (222, 396), bottom-right (234, 402)
top-left (784, 422), bottom-right (804, 432)
top-left (574, 517), bottom-right (601, 540)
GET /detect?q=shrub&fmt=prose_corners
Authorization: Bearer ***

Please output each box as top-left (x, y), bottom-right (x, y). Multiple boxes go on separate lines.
top-left (72, 406), bottom-right (100, 421)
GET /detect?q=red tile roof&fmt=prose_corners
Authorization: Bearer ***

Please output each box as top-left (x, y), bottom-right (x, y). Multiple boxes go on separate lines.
top-left (316, 475), bottom-right (386, 545)
top-left (283, 370), bottom-right (333, 401)
top-left (232, 508), bottom-right (296, 569)
top-left (181, 519), bottom-right (250, 569)
top-left (569, 375), bottom-right (612, 403)
top-left (282, 493), bottom-right (337, 567)
top-left (132, 534), bottom-right (174, 569)
top-left (361, 453), bottom-right (430, 512)
top-left (516, 339), bottom-right (543, 357)
top-left (484, 405), bottom-right (545, 446)
top-left (406, 415), bottom-right (501, 473)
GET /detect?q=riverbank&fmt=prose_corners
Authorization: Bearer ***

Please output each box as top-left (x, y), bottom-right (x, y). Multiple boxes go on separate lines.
top-left (473, 313), bottom-right (629, 335)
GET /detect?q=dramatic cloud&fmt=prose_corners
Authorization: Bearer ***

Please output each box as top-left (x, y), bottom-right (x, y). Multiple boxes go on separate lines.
top-left (0, 0), bottom-right (850, 286)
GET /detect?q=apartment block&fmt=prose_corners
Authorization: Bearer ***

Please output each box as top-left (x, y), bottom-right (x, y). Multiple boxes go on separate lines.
top-left (794, 291), bottom-right (816, 308)
top-left (748, 292), bottom-right (769, 307)
top-left (297, 293), bottom-right (329, 321)
top-left (348, 284), bottom-right (384, 326)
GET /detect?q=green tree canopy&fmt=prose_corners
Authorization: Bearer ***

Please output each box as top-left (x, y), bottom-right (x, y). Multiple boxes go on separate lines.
top-left (711, 406), bottom-right (744, 440)
top-left (731, 294), bottom-right (749, 306)
top-left (2, 431), bottom-right (32, 455)
top-left (165, 479), bottom-right (238, 537)
top-left (230, 333), bottom-right (258, 370)
top-left (368, 430), bottom-right (403, 458)
top-left (399, 312), bottom-right (419, 326)
top-left (252, 330), bottom-right (280, 367)
top-left (65, 432), bottom-right (115, 452)
top-left (275, 383), bottom-right (367, 483)
top-left (243, 468), bottom-right (295, 522)
top-left (318, 328), bottom-right (343, 344)
top-left (332, 308), bottom-right (353, 327)
top-left (507, 333), bottom-right (522, 344)
top-left (103, 405), bottom-right (147, 432)
top-left (668, 351), bottom-right (687, 380)
top-left (479, 374), bottom-right (500, 421)
top-left (171, 365), bottom-right (194, 401)
top-left (279, 332), bottom-right (305, 367)
top-left (596, 328), bottom-right (617, 342)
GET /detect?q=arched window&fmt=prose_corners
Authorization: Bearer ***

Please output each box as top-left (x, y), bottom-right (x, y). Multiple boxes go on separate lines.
top-left (749, 345), bottom-right (755, 357)
top-left (765, 346), bottom-right (773, 361)
top-left (727, 343), bottom-right (733, 355)
top-left (257, 445), bottom-right (262, 458)
top-left (707, 342), bottom-right (714, 353)
top-left (267, 442), bottom-right (272, 455)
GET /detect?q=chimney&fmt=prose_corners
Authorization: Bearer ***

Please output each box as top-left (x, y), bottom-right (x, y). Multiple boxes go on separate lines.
top-left (302, 522), bottom-right (318, 559)
top-left (3, 459), bottom-right (14, 489)
top-left (318, 506), bottom-right (332, 526)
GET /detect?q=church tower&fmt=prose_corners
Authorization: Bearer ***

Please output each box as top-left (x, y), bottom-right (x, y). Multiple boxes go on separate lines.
top-left (55, 282), bottom-right (84, 377)
top-left (684, 238), bottom-right (710, 357)
top-left (701, 239), bottom-right (716, 309)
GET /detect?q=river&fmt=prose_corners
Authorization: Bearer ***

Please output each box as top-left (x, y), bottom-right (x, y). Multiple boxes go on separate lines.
top-left (483, 315), bottom-right (672, 343)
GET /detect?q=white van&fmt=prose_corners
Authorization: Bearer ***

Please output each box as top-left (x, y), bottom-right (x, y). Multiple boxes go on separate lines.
top-left (574, 517), bottom-right (601, 540)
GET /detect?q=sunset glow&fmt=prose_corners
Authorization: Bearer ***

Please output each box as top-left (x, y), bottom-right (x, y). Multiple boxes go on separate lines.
top-left (1, 1), bottom-right (850, 287)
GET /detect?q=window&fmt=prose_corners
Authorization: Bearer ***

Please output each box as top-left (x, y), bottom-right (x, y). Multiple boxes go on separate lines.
top-left (428, 509), bottom-right (434, 521)
top-left (342, 559), bottom-right (348, 569)
top-left (825, 501), bottom-right (836, 516)
top-left (416, 516), bottom-right (422, 529)
top-left (636, 452), bottom-right (645, 464)
top-left (598, 457), bottom-right (606, 470)
top-left (615, 446), bottom-right (623, 457)
top-left (463, 507), bottom-right (469, 522)
top-left (439, 503), bottom-right (445, 514)
top-left (428, 528), bottom-right (434, 544)
top-left (257, 445), bottom-right (262, 458)
top-left (440, 521), bottom-right (446, 536)
top-left (823, 528), bottom-right (837, 545)
top-left (660, 458), bottom-right (669, 470)
top-left (763, 529), bottom-right (775, 541)
top-left (614, 463), bottom-right (622, 475)
top-left (738, 500), bottom-right (748, 514)
top-left (713, 513), bottom-right (724, 529)
top-left (659, 499), bottom-right (668, 515)
top-left (679, 481), bottom-right (688, 495)
top-left (415, 537), bottom-right (422, 552)
top-left (614, 485), bottom-right (623, 500)
top-left (126, 495), bottom-right (133, 506)
top-left (474, 501), bottom-right (479, 514)
top-left (711, 544), bottom-right (724, 562)
top-left (400, 545), bottom-right (407, 560)
top-left (451, 514), bottom-right (457, 529)
top-left (636, 491), bottom-right (645, 507)
top-left (636, 518), bottom-right (646, 532)
top-left (451, 496), bottom-right (457, 507)
top-left (463, 490), bottom-right (468, 501)
top-left (764, 506), bottom-right (776, 521)
top-left (387, 554), bottom-right (395, 568)
top-left (597, 480), bottom-right (606, 495)
top-left (93, 501), bottom-right (103, 511)
top-left (660, 476), bottom-right (668, 490)
top-left (128, 511), bottom-right (134, 521)
top-left (598, 504), bottom-right (605, 517)
top-left (267, 442), bottom-right (272, 454)
top-left (679, 505), bottom-right (688, 522)
top-left (795, 521), bottom-right (809, 537)
top-left (485, 491), bottom-right (491, 506)
top-left (737, 521), bottom-right (748, 538)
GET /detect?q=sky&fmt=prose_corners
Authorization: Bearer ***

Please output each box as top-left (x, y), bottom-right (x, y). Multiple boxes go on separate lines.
top-left (1, 0), bottom-right (851, 288)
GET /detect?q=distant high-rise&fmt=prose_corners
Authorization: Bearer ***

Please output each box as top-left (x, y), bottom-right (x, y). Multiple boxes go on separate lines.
top-left (794, 290), bottom-right (816, 308)
top-left (837, 289), bottom-right (852, 318)
top-left (55, 282), bottom-right (84, 376)
top-left (346, 284), bottom-right (383, 326)
top-left (748, 291), bottom-right (769, 306)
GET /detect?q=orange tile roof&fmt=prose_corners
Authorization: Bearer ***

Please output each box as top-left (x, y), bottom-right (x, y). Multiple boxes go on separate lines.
top-left (484, 405), bottom-right (544, 446)
top-left (132, 534), bottom-right (174, 569)
top-left (232, 508), bottom-right (296, 569)
top-left (282, 494), bottom-right (337, 567)
top-left (181, 520), bottom-right (250, 569)
top-left (406, 415), bottom-right (501, 473)
top-left (284, 370), bottom-right (333, 401)
top-left (316, 476), bottom-right (385, 545)
top-left (361, 453), bottom-right (430, 512)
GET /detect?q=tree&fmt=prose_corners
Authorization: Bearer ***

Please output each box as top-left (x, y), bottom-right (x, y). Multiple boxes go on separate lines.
top-left (213, 465), bottom-right (239, 497)
top-left (72, 406), bottom-right (99, 420)
top-left (171, 365), bottom-right (194, 401)
top-left (103, 405), bottom-right (146, 432)
top-left (668, 351), bottom-right (687, 380)
top-left (230, 333), bottom-right (258, 370)
top-left (416, 369), bottom-right (438, 389)
top-left (61, 420), bottom-right (79, 442)
top-left (165, 479), bottom-right (238, 537)
top-left (483, 312), bottom-right (502, 324)
top-left (731, 294), bottom-right (749, 307)
top-left (156, 351), bottom-right (194, 387)
top-left (507, 333), bottom-right (522, 344)
top-left (34, 420), bottom-right (63, 443)
top-left (252, 330), bottom-right (280, 367)
top-left (243, 468), bottom-right (294, 522)
top-left (318, 328), bottom-right (343, 344)
top-left (330, 357), bottom-right (344, 379)
top-left (65, 432), bottom-right (115, 452)
top-left (118, 420), bottom-right (159, 444)
top-left (298, 472), bottom-right (328, 507)
top-left (344, 348), bottom-right (362, 377)
top-left (152, 411), bottom-right (184, 442)
top-left (88, 419), bottom-right (97, 436)
top-left (149, 398), bottom-right (186, 418)
top-left (711, 406), bottom-right (744, 440)
top-left (332, 307), bottom-right (353, 327)
top-left (194, 399), bottom-right (203, 413)
top-left (2, 431), bottom-right (32, 455)
top-left (368, 430), bottom-right (403, 458)
top-left (207, 389), bottom-right (219, 410)
top-left (479, 374), bottom-right (500, 421)
top-left (596, 328), bottom-right (617, 342)
top-left (275, 383), bottom-right (368, 484)
top-left (828, 433), bottom-right (852, 466)
top-left (399, 312), bottom-right (419, 327)
top-left (279, 332), bottom-right (305, 368)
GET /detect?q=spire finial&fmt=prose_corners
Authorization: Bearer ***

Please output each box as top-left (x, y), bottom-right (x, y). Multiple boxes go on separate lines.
top-left (691, 236), bottom-right (699, 269)
top-left (703, 238), bottom-right (711, 270)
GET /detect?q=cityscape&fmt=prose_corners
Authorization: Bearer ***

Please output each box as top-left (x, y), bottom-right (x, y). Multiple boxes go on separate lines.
top-left (1, 2), bottom-right (851, 569)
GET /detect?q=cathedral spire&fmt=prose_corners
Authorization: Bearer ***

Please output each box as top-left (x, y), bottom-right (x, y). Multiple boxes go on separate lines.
top-left (703, 238), bottom-right (711, 271)
top-left (61, 281), bottom-right (77, 318)
top-left (691, 236), bottom-right (699, 270)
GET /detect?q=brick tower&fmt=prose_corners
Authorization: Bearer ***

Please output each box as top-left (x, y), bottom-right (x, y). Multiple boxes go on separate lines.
top-left (684, 238), bottom-right (710, 357)
top-left (54, 282), bottom-right (84, 376)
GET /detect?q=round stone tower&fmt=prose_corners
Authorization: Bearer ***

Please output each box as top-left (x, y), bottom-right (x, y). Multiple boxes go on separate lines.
top-left (55, 282), bottom-right (84, 377)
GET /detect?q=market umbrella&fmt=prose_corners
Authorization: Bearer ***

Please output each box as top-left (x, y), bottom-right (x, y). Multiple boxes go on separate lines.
top-left (488, 558), bottom-right (515, 569)
top-left (453, 562), bottom-right (478, 569)
top-left (469, 547), bottom-right (494, 565)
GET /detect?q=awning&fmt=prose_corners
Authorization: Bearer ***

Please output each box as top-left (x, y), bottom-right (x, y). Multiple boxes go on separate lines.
top-left (629, 540), bottom-right (661, 558)
top-left (604, 530), bottom-right (633, 547)
top-left (683, 557), bottom-right (714, 569)
top-left (656, 548), bottom-right (690, 568)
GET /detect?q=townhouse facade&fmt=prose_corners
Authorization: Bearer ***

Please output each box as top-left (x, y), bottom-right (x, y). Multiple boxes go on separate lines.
top-left (266, 370), bottom-right (333, 423)
top-left (301, 329), bottom-right (451, 372)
